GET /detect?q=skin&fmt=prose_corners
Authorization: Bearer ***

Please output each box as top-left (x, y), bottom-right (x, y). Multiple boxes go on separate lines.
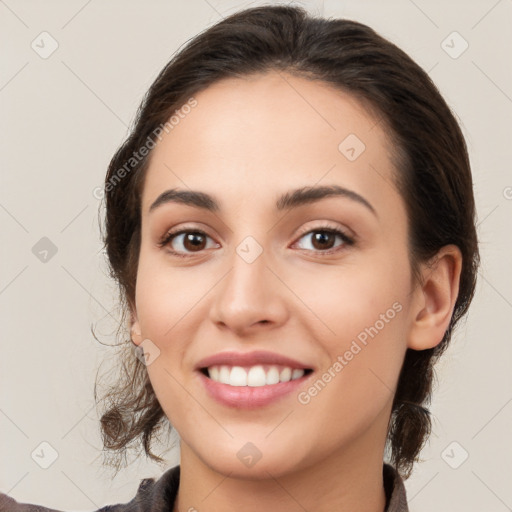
top-left (130, 70), bottom-right (462, 512)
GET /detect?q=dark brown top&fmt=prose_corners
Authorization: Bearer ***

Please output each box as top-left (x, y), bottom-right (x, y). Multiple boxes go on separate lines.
top-left (0, 463), bottom-right (409, 511)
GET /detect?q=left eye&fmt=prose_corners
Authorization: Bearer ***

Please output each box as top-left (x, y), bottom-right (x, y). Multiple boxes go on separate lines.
top-left (293, 228), bottom-right (354, 254)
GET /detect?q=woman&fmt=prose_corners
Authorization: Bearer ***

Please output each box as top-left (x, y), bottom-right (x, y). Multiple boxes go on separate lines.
top-left (0, 4), bottom-right (479, 512)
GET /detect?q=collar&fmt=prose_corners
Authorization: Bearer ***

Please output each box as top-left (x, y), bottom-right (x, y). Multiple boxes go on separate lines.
top-left (383, 463), bottom-right (410, 512)
top-left (0, 463), bottom-right (409, 511)
top-left (135, 463), bottom-right (409, 512)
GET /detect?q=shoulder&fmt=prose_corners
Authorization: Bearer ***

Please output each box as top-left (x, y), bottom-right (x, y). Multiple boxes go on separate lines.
top-left (383, 463), bottom-right (409, 512)
top-left (0, 466), bottom-right (181, 512)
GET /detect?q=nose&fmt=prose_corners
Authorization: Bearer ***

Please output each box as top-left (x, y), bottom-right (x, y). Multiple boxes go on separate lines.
top-left (208, 246), bottom-right (289, 336)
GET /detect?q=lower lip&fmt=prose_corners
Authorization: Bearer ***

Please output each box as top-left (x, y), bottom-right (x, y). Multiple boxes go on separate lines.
top-left (197, 371), bottom-right (312, 409)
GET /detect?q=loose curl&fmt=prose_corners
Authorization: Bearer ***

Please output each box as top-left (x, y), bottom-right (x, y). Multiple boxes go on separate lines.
top-left (94, 5), bottom-right (480, 479)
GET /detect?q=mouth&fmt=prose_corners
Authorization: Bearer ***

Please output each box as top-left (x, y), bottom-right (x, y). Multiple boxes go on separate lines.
top-left (195, 350), bottom-right (314, 409)
top-left (199, 365), bottom-right (314, 387)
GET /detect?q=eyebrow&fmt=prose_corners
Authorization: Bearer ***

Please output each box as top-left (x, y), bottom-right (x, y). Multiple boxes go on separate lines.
top-left (148, 185), bottom-right (377, 217)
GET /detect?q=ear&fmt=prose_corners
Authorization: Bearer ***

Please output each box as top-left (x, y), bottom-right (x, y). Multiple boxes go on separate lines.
top-left (407, 244), bottom-right (463, 350)
top-left (129, 301), bottom-right (142, 346)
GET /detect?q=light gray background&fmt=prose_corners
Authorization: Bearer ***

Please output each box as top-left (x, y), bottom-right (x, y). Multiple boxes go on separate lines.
top-left (1, 1), bottom-right (511, 511)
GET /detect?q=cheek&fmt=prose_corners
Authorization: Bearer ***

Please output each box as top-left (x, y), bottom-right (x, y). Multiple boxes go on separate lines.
top-left (288, 247), bottom-right (411, 348)
top-left (134, 255), bottom-right (204, 427)
top-left (134, 252), bottom-right (206, 343)
top-left (290, 250), bottom-right (410, 407)
top-left (293, 287), bottom-right (407, 455)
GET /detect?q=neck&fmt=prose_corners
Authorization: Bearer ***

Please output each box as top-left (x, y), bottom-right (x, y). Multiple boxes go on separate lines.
top-left (173, 414), bottom-right (390, 512)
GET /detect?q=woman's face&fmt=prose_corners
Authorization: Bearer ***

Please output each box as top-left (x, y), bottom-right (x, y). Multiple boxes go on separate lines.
top-left (131, 70), bottom-right (421, 478)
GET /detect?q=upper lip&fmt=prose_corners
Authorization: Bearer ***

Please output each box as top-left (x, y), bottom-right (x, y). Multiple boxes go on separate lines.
top-left (195, 350), bottom-right (313, 370)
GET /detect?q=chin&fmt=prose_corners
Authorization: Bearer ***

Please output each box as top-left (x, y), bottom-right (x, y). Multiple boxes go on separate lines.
top-left (191, 435), bottom-right (310, 480)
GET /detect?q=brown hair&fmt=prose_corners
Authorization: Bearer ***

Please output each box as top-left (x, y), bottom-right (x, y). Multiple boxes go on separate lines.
top-left (95, 4), bottom-right (479, 479)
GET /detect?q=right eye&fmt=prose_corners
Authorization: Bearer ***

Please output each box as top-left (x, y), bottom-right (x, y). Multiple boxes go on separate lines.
top-left (158, 229), bottom-right (219, 257)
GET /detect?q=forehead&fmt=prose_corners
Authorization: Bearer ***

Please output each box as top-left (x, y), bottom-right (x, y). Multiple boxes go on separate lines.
top-left (140, 70), bottom-right (399, 216)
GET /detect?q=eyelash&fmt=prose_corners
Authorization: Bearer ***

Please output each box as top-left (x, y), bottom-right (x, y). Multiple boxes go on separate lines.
top-left (157, 223), bottom-right (355, 259)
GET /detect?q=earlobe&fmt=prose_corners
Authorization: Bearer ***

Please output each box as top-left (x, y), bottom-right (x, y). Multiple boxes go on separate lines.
top-left (407, 244), bottom-right (462, 351)
top-left (130, 308), bottom-right (142, 346)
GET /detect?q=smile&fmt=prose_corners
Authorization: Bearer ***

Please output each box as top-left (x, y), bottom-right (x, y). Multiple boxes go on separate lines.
top-left (202, 364), bottom-right (312, 387)
top-left (195, 351), bottom-right (315, 409)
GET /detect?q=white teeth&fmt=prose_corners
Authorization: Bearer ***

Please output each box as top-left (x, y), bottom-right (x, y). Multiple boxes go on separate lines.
top-left (219, 366), bottom-right (230, 384)
top-left (292, 368), bottom-right (305, 380)
top-left (207, 364), bottom-right (308, 387)
top-left (247, 365), bottom-right (266, 387)
top-left (209, 366), bottom-right (219, 381)
top-left (266, 366), bottom-right (280, 385)
top-left (230, 366), bottom-right (247, 386)
top-left (279, 367), bottom-right (292, 382)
